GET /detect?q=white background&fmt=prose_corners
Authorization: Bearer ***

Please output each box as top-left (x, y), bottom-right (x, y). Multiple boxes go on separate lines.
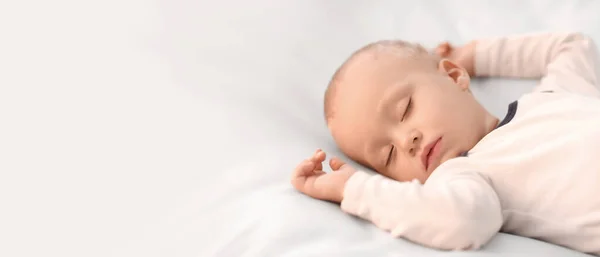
top-left (1, 1), bottom-right (599, 256)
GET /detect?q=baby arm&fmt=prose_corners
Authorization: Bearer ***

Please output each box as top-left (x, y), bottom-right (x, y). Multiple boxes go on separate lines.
top-left (439, 33), bottom-right (600, 96)
top-left (291, 150), bottom-right (503, 251)
top-left (341, 170), bottom-right (502, 250)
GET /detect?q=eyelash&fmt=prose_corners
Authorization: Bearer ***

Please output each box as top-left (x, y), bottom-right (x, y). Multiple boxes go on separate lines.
top-left (386, 146), bottom-right (394, 167)
top-left (401, 97), bottom-right (412, 121)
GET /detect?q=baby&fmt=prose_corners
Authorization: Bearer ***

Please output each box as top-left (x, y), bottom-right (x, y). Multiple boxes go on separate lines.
top-left (290, 32), bottom-right (600, 255)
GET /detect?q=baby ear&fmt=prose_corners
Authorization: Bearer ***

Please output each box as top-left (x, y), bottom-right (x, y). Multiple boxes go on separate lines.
top-left (438, 59), bottom-right (470, 91)
top-left (457, 74), bottom-right (471, 92)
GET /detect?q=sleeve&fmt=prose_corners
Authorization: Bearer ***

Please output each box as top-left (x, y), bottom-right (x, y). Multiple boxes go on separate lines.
top-left (474, 32), bottom-right (600, 96)
top-left (340, 170), bottom-right (502, 251)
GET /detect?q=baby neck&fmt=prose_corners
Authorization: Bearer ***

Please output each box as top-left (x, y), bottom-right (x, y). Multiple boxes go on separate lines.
top-left (483, 111), bottom-right (500, 136)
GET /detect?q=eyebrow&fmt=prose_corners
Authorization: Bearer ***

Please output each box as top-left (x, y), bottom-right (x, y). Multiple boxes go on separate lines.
top-left (377, 82), bottom-right (410, 116)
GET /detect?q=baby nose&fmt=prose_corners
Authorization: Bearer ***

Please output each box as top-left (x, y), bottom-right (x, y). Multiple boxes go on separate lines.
top-left (402, 130), bottom-right (422, 155)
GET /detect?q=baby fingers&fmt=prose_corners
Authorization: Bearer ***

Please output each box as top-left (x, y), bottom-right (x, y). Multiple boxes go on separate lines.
top-left (329, 157), bottom-right (347, 171)
top-left (436, 41), bottom-right (452, 56)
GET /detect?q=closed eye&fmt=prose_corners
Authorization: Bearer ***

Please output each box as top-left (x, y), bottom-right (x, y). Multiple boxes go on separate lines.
top-left (401, 97), bottom-right (412, 121)
top-left (385, 145), bottom-right (394, 166)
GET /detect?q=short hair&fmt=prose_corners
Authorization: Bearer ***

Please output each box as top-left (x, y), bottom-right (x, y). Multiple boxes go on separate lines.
top-left (324, 40), bottom-right (438, 124)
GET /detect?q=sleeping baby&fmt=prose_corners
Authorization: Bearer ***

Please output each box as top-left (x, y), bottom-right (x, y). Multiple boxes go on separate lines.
top-left (290, 32), bottom-right (600, 255)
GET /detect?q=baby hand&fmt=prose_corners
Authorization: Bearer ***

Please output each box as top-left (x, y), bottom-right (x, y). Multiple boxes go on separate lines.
top-left (435, 41), bottom-right (477, 76)
top-left (290, 149), bottom-right (356, 203)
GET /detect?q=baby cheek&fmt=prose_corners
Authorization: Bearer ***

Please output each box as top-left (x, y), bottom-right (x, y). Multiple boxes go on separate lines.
top-left (429, 106), bottom-right (457, 126)
top-left (383, 169), bottom-right (402, 182)
top-left (386, 164), bottom-right (419, 183)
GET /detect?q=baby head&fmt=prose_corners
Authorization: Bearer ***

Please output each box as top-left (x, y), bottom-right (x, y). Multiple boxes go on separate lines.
top-left (325, 40), bottom-right (498, 183)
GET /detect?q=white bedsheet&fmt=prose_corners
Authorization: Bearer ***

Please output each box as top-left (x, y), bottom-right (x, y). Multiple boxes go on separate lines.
top-left (1, 0), bottom-right (599, 256)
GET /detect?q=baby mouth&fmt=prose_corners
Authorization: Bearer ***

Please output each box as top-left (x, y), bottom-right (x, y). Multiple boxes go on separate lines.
top-left (423, 137), bottom-right (442, 172)
top-left (425, 149), bottom-right (433, 170)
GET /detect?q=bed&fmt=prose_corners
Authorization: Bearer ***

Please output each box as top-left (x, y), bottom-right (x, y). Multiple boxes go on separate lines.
top-left (1, 0), bottom-right (598, 256)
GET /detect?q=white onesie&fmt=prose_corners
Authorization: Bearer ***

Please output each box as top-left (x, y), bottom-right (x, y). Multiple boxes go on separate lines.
top-left (340, 32), bottom-right (600, 255)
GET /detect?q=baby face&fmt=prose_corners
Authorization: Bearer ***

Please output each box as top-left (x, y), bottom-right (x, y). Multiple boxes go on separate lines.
top-left (328, 54), bottom-right (497, 183)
